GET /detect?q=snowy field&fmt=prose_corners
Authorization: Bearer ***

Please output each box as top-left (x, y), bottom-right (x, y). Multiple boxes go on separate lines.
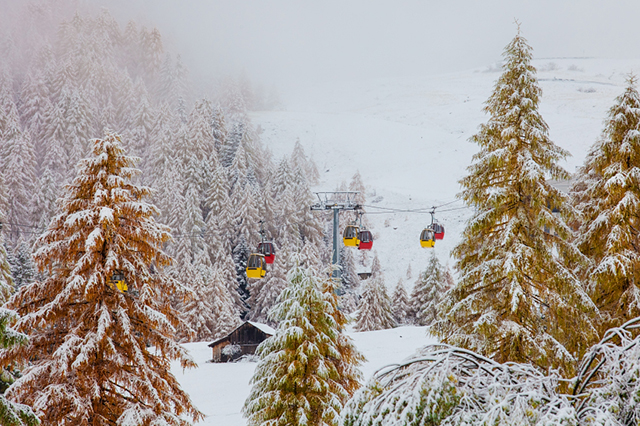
top-left (175, 58), bottom-right (640, 424)
top-left (173, 326), bottom-right (436, 425)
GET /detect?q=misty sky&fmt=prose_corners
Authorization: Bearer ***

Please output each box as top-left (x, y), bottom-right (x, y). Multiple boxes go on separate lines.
top-left (91, 0), bottom-right (640, 86)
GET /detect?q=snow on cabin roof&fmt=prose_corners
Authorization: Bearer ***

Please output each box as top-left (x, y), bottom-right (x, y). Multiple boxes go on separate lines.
top-left (246, 321), bottom-right (275, 336)
top-left (208, 321), bottom-right (275, 347)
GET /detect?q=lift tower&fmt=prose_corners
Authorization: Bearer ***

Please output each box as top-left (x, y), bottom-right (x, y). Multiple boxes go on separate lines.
top-left (310, 191), bottom-right (361, 280)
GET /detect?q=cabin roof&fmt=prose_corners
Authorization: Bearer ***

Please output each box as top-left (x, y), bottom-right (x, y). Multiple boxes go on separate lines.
top-left (208, 321), bottom-right (275, 348)
top-left (246, 321), bottom-right (275, 336)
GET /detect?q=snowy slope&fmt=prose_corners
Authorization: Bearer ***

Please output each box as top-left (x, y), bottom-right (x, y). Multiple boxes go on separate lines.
top-left (251, 58), bottom-right (640, 285)
top-left (172, 326), bottom-right (436, 426)
top-left (174, 58), bottom-right (640, 425)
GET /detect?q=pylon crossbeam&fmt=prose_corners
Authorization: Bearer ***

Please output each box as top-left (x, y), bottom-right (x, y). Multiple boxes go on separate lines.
top-left (310, 191), bottom-right (361, 211)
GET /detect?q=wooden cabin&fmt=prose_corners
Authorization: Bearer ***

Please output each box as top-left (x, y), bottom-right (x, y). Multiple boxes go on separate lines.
top-left (209, 321), bottom-right (275, 362)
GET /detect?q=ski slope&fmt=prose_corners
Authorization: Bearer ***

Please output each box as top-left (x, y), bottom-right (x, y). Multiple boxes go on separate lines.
top-left (175, 58), bottom-right (640, 425)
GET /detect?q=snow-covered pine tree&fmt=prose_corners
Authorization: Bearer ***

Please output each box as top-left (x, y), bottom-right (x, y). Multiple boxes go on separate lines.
top-left (233, 236), bottom-right (250, 315)
top-left (8, 240), bottom-right (36, 291)
top-left (433, 29), bottom-right (598, 373)
top-left (391, 278), bottom-right (410, 325)
top-left (355, 275), bottom-right (396, 332)
top-left (410, 252), bottom-right (448, 326)
top-left (290, 138), bottom-right (320, 185)
top-left (370, 251), bottom-right (382, 276)
top-left (178, 260), bottom-right (239, 342)
top-left (4, 133), bottom-right (202, 425)
top-left (0, 209), bottom-right (13, 302)
top-left (321, 266), bottom-right (365, 396)
top-left (0, 307), bottom-right (40, 426)
top-left (342, 344), bottom-right (575, 426)
top-left (339, 245), bottom-right (360, 294)
top-left (572, 75), bottom-right (640, 333)
top-left (211, 103), bottom-right (227, 153)
top-left (243, 259), bottom-right (363, 426)
top-left (1, 107), bottom-right (36, 242)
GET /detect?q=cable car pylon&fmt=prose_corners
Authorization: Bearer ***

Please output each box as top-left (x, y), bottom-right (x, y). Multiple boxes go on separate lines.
top-left (310, 191), bottom-right (361, 280)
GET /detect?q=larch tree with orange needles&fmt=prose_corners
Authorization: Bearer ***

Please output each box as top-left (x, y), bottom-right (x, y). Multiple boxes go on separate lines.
top-left (2, 133), bottom-right (202, 425)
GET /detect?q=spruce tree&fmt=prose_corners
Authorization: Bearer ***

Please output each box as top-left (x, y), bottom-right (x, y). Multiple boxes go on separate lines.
top-left (572, 75), bottom-right (640, 333)
top-left (243, 259), bottom-right (363, 426)
top-left (1, 109), bottom-right (36, 242)
top-left (410, 252), bottom-right (448, 326)
top-left (433, 29), bottom-right (597, 373)
top-left (7, 241), bottom-right (36, 291)
top-left (339, 246), bottom-right (360, 294)
top-left (3, 133), bottom-right (202, 425)
top-left (355, 275), bottom-right (396, 332)
top-left (0, 307), bottom-right (39, 426)
top-left (0, 208), bottom-right (13, 303)
top-left (179, 262), bottom-right (239, 342)
top-left (391, 278), bottom-right (410, 325)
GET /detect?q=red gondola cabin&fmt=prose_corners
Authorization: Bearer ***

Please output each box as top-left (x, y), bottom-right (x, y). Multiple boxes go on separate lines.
top-left (432, 223), bottom-right (445, 240)
top-left (257, 242), bottom-right (276, 264)
top-left (358, 230), bottom-right (373, 250)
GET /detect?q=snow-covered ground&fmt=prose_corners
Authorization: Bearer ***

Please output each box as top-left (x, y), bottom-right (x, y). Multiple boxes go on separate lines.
top-left (175, 58), bottom-right (640, 425)
top-left (173, 326), bottom-right (436, 425)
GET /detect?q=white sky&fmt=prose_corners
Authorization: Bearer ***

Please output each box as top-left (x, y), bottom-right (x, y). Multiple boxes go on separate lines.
top-left (90, 0), bottom-right (639, 86)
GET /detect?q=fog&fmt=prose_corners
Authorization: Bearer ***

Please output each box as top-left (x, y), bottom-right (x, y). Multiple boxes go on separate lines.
top-left (86, 0), bottom-right (640, 88)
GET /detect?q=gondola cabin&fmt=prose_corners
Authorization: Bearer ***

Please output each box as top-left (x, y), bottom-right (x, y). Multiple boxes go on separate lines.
top-left (246, 254), bottom-right (266, 279)
top-left (257, 241), bottom-right (276, 264)
top-left (420, 228), bottom-right (436, 248)
top-left (432, 223), bottom-right (445, 240)
top-left (343, 225), bottom-right (360, 247)
top-left (358, 230), bottom-right (373, 250)
top-left (108, 272), bottom-right (128, 292)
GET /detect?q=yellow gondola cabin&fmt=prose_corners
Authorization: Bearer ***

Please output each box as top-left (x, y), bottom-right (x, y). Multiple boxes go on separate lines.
top-left (420, 228), bottom-right (435, 248)
top-left (108, 272), bottom-right (128, 292)
top-left (343, 225), bottom-right (360, 247)
top-left (246, 254), bottom-right (267, 279)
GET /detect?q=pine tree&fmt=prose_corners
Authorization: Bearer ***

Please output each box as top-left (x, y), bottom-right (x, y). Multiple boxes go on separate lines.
top-left (243, 259), bottom-right (363, 426)
top-left (178, 262), bottom-right (239, 342)
top-left (572, 75), bottom-right (640, 333)
top-left (433, 29), bottom-right (598, 373)
top-left (391, 278), bottom-right (410, 325)
top-left (290, 139), bottom-right (319, 185)
top-left (339, 246), bottom-right (360, 293)
top-left (410, 252), bottom-right (448, 326)
top-left (0, 209), bottom-right (13, 303)
top-left (211, 104), bottom-right (227, 153)
top-left (1, 108), bottom-right (36, 242)
top-left (0, 307), bottom-right (39, 426)
top-left (355, 275), bottom-right (396, 332)
top-left (8, 240), bottom-right (36, 291)
top-left (3, 133), bottom-right (202, 425)
top-left (232, 237), bottom-right (250, 314)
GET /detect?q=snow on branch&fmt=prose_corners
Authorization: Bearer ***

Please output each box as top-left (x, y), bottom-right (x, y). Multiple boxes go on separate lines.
top-left (572, 316), bottom-right (640, 424)
top-left (342, 344), bottom-right (575, 426)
